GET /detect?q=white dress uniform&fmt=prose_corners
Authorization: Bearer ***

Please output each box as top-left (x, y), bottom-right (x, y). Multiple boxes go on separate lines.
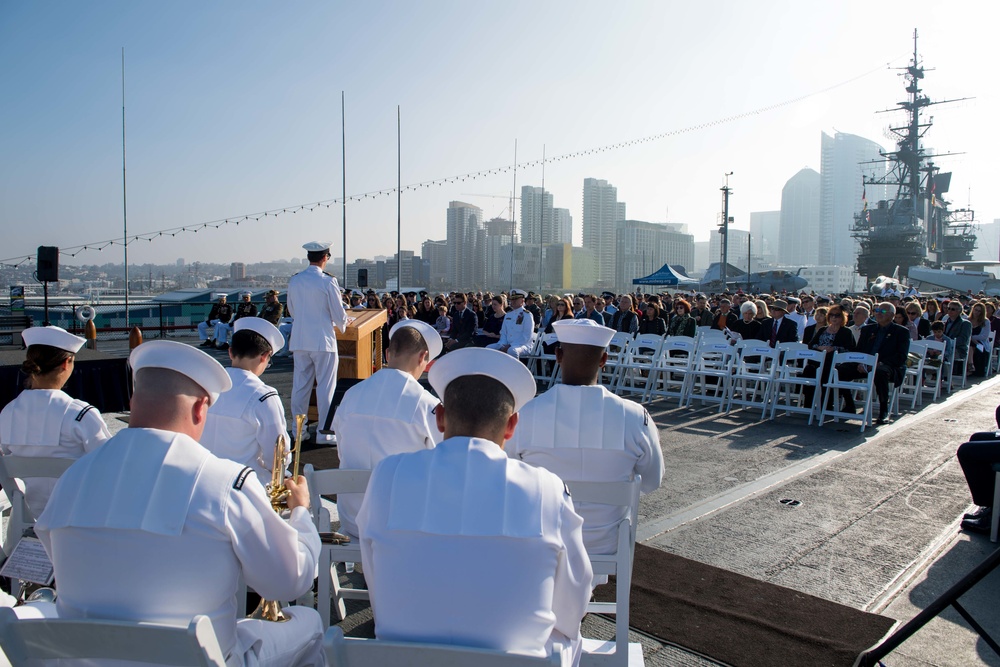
top-left (357, 437), bottom-right (592, 667)
top-left (785, 310), bottom-right (807, 342)
top-left (0, 389), bottom-right (111, 518)
top-left (201, 368), bottom-right (290, 480)
top-left (331, 368), bottom-right (442, 538)
top-left (487, 306), bottom-right (535, 358)
top-left (287, 265), bottom-right (349, 432)
top-left (507, 384), bottom-right (664, 556)
top-left (35, 428), bottom-right (324, 667)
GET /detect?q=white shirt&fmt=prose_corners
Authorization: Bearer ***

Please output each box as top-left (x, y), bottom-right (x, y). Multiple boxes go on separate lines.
top-left (286, 265), bottom-right (349, 352)
top-left (357, 437), bottom-right (592, 665)
top-left (498, 306), bottom-right (535, 350)
top-left (35, 428), bottom-right (320, 663)
top-left (785, 311), bottom-right (807, 342)
top-left (332, 368), bottom-right (443, 537)
top-left (0, 389), bottom-right (111, 517)
top-left (507, 384), bottom-right (664, 554)
top-left (201, 368), bottom-right (289, 480)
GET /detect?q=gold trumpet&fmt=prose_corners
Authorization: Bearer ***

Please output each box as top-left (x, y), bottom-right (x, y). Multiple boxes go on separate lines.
top-left (248, 414), bottom-right (308, 622)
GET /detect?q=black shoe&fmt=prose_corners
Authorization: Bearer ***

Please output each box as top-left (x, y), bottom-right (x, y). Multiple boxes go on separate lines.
top-left (200, 340), bottom-right (214, 348)
top-left (964, 506), bottom-right (992, 520)
top-left (219, 343), bottom-right (230, 351)
top-left (842, 402), bottom-right (858, 414)
top-left (875, 412), bottom-right (889, 425)
top-left (961, 513), bottom-right (992, 534)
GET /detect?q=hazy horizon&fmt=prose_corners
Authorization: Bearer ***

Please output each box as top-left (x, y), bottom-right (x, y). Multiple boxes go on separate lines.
top-left (2, 1), bottom-right (996, 268)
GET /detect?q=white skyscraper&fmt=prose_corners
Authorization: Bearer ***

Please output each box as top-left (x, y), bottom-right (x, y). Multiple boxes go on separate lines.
top-left (583, 178), bottom-right (626, 288)
top-left (819, 132), bottom-right (886, 268)
top-left (779, 168), bottom-right (821, 266)
top-left (552, 208), bottom-right (572, 245)
top-left (520, 186), bottom-right (553, 246)
top-left (446, 201), bottom-right (484, 289)
top-left (749, 211), bottom-right (781, 266)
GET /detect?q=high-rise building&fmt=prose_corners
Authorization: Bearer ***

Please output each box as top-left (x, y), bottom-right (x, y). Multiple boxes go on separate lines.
top-left (819, 132), bottom-right (887, 268)
top-left (483, 217), bottom-right (516, 291)
top-left (582, 178), bottom-right (626, 288)
top-left (709, 229), bottom-right (752, 274)
top-left (553, 208), bottom-right (572, 245)
top-left (446, 201), bottom-right (484, 289)
top-left (973, 220), bottom-right (1000, 262)
top-left (230, 262), bottom-right (246, 280)
top-left (749, 211), bottom-right (781, 266)
top-left (520, 186), bottom-right (553, 246)
top-left (615, 220), bottom-right (695, 291)
top-left (421, 239), bottom-right (449, 290)
top-left (779, 168), bottom-right (821, 266)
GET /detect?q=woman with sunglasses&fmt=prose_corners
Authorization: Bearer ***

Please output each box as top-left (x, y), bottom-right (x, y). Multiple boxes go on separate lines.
top-left (666, 299), bottom-right (697, 338)
top-left (969, 301), bottom-right (992, 377)
top-left (904, 302), bottom-right (929, 339)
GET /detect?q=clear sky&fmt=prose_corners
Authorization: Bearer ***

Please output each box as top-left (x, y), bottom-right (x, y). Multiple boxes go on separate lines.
top-left (1, 0), bottom-right (996, 268)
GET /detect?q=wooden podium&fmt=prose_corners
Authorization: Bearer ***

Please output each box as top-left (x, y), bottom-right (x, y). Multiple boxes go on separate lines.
top-left (308, 308), bottom-right (388, 425)
top-left (336, 309), bottom-right (388, 380)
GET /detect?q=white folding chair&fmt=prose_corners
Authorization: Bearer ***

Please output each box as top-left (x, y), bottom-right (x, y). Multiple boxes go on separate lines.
top-left (0, 608), bottom-right (227, 666)
top-left (950, 337), bottom-right (971, 392)
top-left (529, 333), bottom-right (561, 389)
top-left (325, 626), bottom-right (566, 666)
top-left (896, 340), bottom-right (927, 412)
top-left (774, 341), bottom-right (808, 365)
top-left (643, 336), bottom-right (696, 405)
top-left (989, 330), bottom-right (1000, 376)
top-left (0, 455), bottom-right (75, 560)
top-left (768, 348), bottom-right (827, 425)
top-left (726, 343), bottom-right (779, 419)
top-left (567, 478), bottom-right (641, 667)
top-left (303, 464), bottom-right (372, 626)
top-left (820, 352), bottom-right (877, 432)
top-left (695, 328), bottom-right (727, 348)
top-left (601, 332), bottom-right (634, 388)
top-left (683, 342), bottom-right (736, 412)
top-left (919, 339), bottom-right (947, 404)
top-left (613, 334), bottom-right (663, 399)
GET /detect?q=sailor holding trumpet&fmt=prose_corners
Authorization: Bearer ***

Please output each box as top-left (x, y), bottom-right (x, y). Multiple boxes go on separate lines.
top-left (34, 340), bottom-right (325, 667)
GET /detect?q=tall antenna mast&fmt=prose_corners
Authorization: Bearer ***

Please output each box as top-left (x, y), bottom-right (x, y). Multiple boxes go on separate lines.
top-left (121, 47), bottom-right (129, 323)
top-left (342, 91), bottom-right (347, 287)
top-left (510, 139), bottom-right (517, 291)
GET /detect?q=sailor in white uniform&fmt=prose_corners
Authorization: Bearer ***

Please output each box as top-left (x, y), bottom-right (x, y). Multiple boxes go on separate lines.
top-left (34, 340), bottom-right (324, 667)
top-left (0, 326), bottom-right (111, 519)
top-left (332, 319), bottom-right (443, 539)
top-left (287, 241), bottom-right (349, 443)
top-left (487, 288), bottom-right (535, 358)
top-left (357, 348), bottom-right (592, 666)
top-left (201, 318), bottom-right (290, 480)
top-left (507, 319), bottom-right (664, 557)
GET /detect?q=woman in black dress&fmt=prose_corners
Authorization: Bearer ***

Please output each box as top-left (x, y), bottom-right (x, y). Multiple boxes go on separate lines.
top-left (638, 302), bottom-right (667, 336)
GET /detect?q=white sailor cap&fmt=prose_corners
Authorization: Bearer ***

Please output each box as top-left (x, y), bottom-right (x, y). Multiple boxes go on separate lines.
top-left (510, 288), bottom-right (528, 298)
top-left (130, 340), bottom-right (232, 406)
top-left (234, 317), bottom-right (285, 354)
top-left (241, 291), bottom-right (252, 298)
top-left (390, 319), bottom-right (442, 360)
top-left (428, 347), bottom-right (535, 412)
top-left (552, 319), bottom-right (615, 348)
top-left (302, 241), bottom-right (333, 252)
top-left (214, 292), bottom-right (228, 300)
top-left (21, 326), bottom-right (86, 353)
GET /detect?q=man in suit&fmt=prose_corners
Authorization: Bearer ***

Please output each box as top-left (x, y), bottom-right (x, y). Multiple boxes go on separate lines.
top-left (710, 298), bottom-right (739, 332)
top-left (756, 299), bottom-right (799, 348)
top-left (836, 302), bottom-right (910, 425)
top-left (445, 292), bottom-right (478, 352)
top-left (942, 300), bottom-right (973, 376)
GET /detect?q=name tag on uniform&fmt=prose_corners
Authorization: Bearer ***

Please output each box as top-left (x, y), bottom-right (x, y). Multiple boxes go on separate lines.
top-left (0, 537), bottom-right (54, 585)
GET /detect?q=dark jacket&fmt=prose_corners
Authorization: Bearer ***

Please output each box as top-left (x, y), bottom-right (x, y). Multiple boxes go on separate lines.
top-left (710, 310), bottom-right (739, 331)
top-left (638, 316), bottom-right (667, 337)
top-left (730, 318), bottom-right (761, 341)
top-left (207, 302), bottom-right (233, 324)
top-left (756, 316), bottom-right (798, 347)
top-left (611, 310), bottom-right (639, 336)
top-left (450, 307), bottom-right (478, 347)
top-left (667, 313), bottom-right (697, 338)
top-left (807, 325), bottom-right (856, 353)
top-left (855, 322), bottom-right (911, 385)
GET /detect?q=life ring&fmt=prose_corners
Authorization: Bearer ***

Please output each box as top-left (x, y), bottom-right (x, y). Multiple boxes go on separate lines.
top-left (76, 305), bottom-right (96, 322)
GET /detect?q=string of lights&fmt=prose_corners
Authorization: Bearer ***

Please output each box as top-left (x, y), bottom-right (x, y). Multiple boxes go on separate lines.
top-left (0, 57), bottom-right (901, 270)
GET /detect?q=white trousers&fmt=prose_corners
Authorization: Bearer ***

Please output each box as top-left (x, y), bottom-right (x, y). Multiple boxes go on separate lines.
top-left (214, 322), bottom-right (233, 346)
top-left (486, 342), bottom-right (534, 359)
top-left (198, 319), bottom-right (219, 341)
top-left (291, 351), bottom-right (339, 431)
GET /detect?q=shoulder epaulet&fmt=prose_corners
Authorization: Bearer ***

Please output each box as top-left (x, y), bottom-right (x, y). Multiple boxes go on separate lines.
top-left (233, 466), bottom-right (254, 490)
top-left (323, 271), bottom-right (334, 277)
top-left (75, 405), bottom-right (96, 422)
top-left (643, 409), bottom-right (649, 426)
top-left (259, 391), bottom-right (279, 403)
top-left (563, 482), bottom-right (572, 498)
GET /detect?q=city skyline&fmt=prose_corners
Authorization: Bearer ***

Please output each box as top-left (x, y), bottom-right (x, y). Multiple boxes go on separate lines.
top-left (2, 2), bottom-right (996, 269)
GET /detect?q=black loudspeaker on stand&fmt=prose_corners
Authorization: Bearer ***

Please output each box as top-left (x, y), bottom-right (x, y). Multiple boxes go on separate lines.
top-left (37, 246), bottom-right (59, 326)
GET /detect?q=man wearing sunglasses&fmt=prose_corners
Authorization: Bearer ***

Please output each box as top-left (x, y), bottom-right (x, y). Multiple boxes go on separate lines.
top-left (943, 300), bottom-right (973, 376)
top-left (836, 302), bottom-right (910, 425)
